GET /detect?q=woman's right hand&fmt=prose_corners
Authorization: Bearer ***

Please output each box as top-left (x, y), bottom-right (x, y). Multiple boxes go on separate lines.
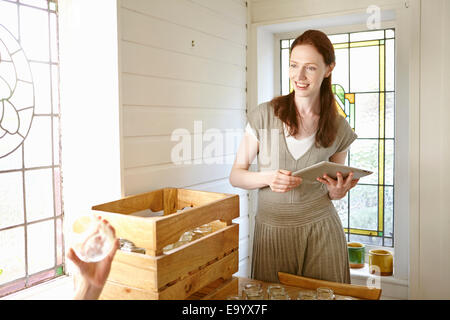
top-left (266, 169), bottom-right (302, 192)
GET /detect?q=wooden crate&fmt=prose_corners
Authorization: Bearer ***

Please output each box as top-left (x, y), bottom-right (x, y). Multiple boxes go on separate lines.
top-left (90, 188), bottom-right (240, 300)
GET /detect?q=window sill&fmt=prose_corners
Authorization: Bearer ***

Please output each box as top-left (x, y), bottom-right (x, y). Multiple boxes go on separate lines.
top-left (2, 265), bottom-right (409, 300)
top-left (1, 276), bottom-right (74, 300)
top-left (350, 264), bottom-right (409, 300)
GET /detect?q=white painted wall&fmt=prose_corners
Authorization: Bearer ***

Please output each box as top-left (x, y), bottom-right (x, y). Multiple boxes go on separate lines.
top-left (118, 0), bottom-right (250, 276)
top-left (413, 0), bottom-right (450, 299)
top-left (58, 0), bottom-right (122, 235)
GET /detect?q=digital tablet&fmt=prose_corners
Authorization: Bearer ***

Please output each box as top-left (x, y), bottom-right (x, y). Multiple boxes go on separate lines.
top-left (292, 161), bottom-right (372, 181)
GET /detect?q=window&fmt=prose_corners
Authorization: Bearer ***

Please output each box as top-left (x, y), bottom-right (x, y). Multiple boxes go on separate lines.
top-left (280, 29), bottom-right (395, 247)
top-left (0, 0), bottom-right (63, 297)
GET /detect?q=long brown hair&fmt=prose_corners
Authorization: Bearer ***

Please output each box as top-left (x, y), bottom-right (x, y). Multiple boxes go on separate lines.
top-left (271, 29), bottom-right (338, 148)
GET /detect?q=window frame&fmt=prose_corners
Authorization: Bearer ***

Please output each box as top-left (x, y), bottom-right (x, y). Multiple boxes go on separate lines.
top-left (0, 0), bottom-right (64, 298)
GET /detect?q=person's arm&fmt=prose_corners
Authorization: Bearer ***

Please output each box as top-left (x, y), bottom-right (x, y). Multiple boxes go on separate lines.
top-left (67, 218), bottom-right (120, 300)
top-left (229, 132), bottom-right (301, 192)
top-left (317, 150), bottom-right (359, 200)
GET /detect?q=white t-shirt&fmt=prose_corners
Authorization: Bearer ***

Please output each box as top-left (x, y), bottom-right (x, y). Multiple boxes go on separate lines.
top-left (245, 122), bottom-right (349, 161)
top-left (245, 122), bottom-right (315, 160)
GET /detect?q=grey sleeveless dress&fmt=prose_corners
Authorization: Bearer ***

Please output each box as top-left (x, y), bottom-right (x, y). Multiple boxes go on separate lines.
top-left (247, 102), bottom-right (357, 284)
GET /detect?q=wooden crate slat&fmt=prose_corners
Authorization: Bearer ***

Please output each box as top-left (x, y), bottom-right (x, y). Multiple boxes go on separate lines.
top-left (155, 224), bottom-right (238, 289)
top-left (154, 194), bottom-right (239, 250)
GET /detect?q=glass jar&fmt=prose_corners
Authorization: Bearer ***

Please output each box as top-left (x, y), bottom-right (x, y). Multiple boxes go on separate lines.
top-left (243, 283), bottom-right (264, 300)
top-left (316, 287), bottom-right (335, 300)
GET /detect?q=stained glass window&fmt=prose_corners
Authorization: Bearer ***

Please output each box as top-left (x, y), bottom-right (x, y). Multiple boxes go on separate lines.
top-left (0, 0), bottom-right (63, 297)
top-left (280, 29), bottom-right (395, 247)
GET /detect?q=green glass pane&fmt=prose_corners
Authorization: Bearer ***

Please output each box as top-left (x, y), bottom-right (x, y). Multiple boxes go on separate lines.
top-left (385, 139), bottom-right (394, 185)
top-left (23, 116), bottom-right (53, 168)
top-left (0, 226), bottom-right (26, 285)
top-left (385, 39), bottom-right (395, 91)
top-left (350, 30), bottom-right (385, 42)
top-left (27, 220), bottom-right (55, 275)
top-left (25, 168), bottom-right (54, 222)
top-left (30, 62), bottom-right (52, 114)
top-left (333, 48), bottom-right (349, 92)
top-left (349, 139), bottom-right (379, 185)
top-left (349, 185), bottom-right (378, 231)
top-left (0, 171), bottom-right (24, 229)
top-left (19, 5), bottom-right (50, 62)
top-left (384, 186), bottom-right (394, 238)
top-left (56, 265), bottom-right (64, 276)
top-left (350, 45), bottom-right (379, 92)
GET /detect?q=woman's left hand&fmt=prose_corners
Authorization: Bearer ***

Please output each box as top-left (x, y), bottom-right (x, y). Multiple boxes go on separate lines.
top-left (317, 171), bottom-right (359, 200)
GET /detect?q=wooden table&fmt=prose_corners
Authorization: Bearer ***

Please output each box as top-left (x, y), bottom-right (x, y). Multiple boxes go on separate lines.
top-left (189, 276), bottom-right (358, 300)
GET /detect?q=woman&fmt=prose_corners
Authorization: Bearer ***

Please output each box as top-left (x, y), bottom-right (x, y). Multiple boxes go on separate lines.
top-left (229, 30), bottom-right (359, 284)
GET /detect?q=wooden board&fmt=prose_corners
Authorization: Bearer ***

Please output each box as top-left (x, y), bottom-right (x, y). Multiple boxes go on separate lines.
top-left (106, 223), bottom-right (239, 291)
top-left (92, 188), bottom-right (239, 255)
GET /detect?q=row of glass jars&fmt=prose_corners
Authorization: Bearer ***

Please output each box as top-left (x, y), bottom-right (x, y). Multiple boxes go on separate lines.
top-left (227, 283), bottom-right (337, 300)
top-left (162, 223), bottom-right (213, 254)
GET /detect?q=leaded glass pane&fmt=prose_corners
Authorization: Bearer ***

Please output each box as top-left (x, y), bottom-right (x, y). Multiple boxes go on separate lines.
top-left (30, 62), bottom-right (51, 114)
top-left (350, 30), bottom-right (385, 42)
top-left (349, 185), bottom-right (378, 231)
top-left (0, 1), bottom-right (19, 38)
top-left (19, 5), bottom-right (50, 62)
top-left (385, 39), bottom-right (395, 91)
top-left (281, 48), bottom-right (290, 95)
top-left (23, 116), bottom-right (52, 168)
top-left (353, 93), bottom-right (379, 138)
top-left (349, 139), bottom-right (379, 185)
top-left (385, 139), bottom-right (394, 186)
top-left (385, 92), bottom-right (395, 138)
top-left (350, 45), bottom-right (379, 92)
top-left (19, 0), bottom-right (48, 10)
top-left (0, 227), bottom-right (26, 285)
top-left (0, 144), bottom-right (22, 171)
top-left (384, 186), bottom-right (394, 238)
top-left (27, 220), bottom-right (55, 275)
top-left (349, 234), bottom-right (382, 246)
top-left (0, 171), bottom-right (24, 229)
top-left (385, 29), bottom-right (395, 38)
top-left (332, 48), bottom-right (349, 92)
top-left (328, 33), bottom-right (348, 44)
top-left (25, 168), bottom-right (54, 222)
top-left (333, 197), bottom-right (348, 228)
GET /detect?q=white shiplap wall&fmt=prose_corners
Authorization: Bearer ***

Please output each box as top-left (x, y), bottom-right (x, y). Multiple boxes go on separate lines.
top-left (119, 0), bottom-right (250, 276)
